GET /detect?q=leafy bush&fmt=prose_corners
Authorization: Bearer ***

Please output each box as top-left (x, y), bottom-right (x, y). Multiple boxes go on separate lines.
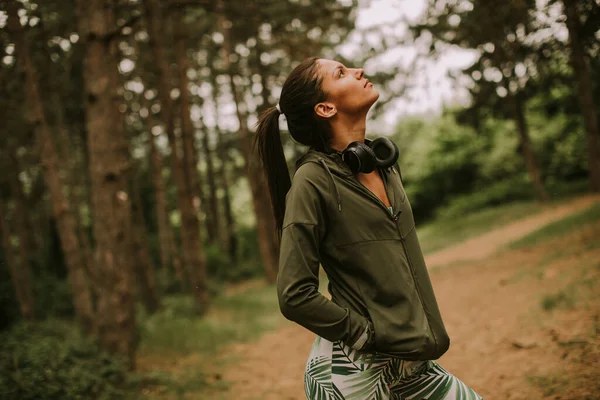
top-left (0, 253), bottom-right (20, 330)
top-left (0, 320), bottom-right (129, 400)
top-left (205, 244), bottom-right (231, 282)
top-left (34, 274), bottom-right (75, 318)
top-left (436, 174), bottom-right (534, 219)
top-left (204, 227), bottom-right (264, 283)
top-left (392, 113), bottom-right (483, 220)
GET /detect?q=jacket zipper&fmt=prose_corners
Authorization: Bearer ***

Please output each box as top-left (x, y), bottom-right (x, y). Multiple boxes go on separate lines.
top-left (346, 167), bottom-right (437, 358)
top-left (396, 223), bottom-right (438, 358)
top-left (346, 169), bottom-right (397, 220)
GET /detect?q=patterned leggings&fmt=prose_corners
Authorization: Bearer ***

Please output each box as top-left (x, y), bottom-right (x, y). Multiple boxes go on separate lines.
top-left (304, 336), bottom-right (482, 400)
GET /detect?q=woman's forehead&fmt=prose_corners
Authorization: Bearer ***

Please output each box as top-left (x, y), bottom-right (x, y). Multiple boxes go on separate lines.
top-left (316, 59), bottom-right (345, 76)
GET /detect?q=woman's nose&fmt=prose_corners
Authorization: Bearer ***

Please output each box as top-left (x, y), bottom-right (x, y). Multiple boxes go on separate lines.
top-left (354, 68), bottom-right (364, 79)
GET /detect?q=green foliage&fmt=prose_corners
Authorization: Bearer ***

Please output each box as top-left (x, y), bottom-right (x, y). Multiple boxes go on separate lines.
top-left (541, 290), bottom-right (575, 311)
top-left (436, 175), bottom-right (535, 219)
top-left (204, 226), bottom-right (265, 284)
top-left (0, 320), bottom-right (129, 400)
top-left (392, 113), bottom-right (483, 220)
top-left (34, 273), bottom-right (75, 318)
top-left (138, 287), bottom-right (282, 356)
top-left (0, 252), bottom-right (20, 330)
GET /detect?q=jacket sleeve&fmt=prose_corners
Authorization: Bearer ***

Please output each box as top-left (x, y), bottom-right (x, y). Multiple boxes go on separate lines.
top-left (277, 163), bottom-right (371, 350)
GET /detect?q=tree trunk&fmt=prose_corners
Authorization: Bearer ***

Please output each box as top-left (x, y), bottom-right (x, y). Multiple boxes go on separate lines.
top-left (76, 0), bottom-right (137, 366)
top-left (200, 127), bottom-right (221, 244)
top-left (511, 93), bottom-right (549, 202)
top-left (53, 93), bottom-right (96, 286)
top-left (130, 167), bottom-right (160, 314)
top-left (219, 149), bottom-right (238, 263)
top-left (0, 199), bottom-right (35, 319)
top-left (563, 0), bottom-right (600, 192)
top-left (8, 1), bottom-right (95, 331)
top-left (217, 1), bottom-right (279, 282)
top-left (210, 66), bottom-right (237, 262)
top-left (148, 130), bottom-right (174, 272)
top-left (143, 0), bottom-right (208, 313)
top-left (228, 77), bottom-right (279, 283)
top-left (10, 168), bottom-right (36, 319)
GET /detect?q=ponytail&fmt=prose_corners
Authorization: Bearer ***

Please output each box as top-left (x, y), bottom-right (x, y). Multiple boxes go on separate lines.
top-left (253, 106), bottom-right (291, 237)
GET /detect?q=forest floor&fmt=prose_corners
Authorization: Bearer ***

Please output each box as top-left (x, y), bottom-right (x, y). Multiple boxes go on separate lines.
top-left (139, 195), bottom-right (600, 400)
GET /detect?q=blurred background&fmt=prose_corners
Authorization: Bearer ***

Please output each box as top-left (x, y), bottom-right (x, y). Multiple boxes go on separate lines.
top-left (0, 0), bottom-right (599, 398)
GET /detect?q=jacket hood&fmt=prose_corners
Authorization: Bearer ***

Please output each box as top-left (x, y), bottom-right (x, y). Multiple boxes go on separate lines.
top-left (294, 149), bottom-right (353, 213)
top-left (293, 139), bottom-right (381, 213)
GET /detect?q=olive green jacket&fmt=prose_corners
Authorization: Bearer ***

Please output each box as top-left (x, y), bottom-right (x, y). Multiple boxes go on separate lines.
top-left (277, 147), bottom-right (450, 361)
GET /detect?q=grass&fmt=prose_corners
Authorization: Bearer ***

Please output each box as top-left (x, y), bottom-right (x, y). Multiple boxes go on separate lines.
top-left (134, 282), bottom-right (284, 398)
top-left (541, 289), bottom-right (576, 311)
top-left (527, 374), bottom-right (570, 397)
top-left (417, 200), bottom-right (542, 254)
top-left (138, 283), bottom-right (282, 356)
top-left (509, 202), bottom-right (600, 250)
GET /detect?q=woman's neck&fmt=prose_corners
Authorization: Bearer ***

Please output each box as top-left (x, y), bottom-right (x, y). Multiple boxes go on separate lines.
top-left (328, 113), bottom-right (368, 152)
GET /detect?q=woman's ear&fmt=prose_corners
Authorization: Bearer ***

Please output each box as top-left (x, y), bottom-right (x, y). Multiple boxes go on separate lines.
top-left (314, 102), bottom-right (337, 119)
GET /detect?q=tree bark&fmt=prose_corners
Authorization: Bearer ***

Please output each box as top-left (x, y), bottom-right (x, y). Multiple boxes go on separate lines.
top-left (130, 167), bottom-right (160, 314)
top-left (76, 0), bottom-right (137, 365)
top-left (563, 0), bottom-right (600, 192)
top-left (53, 93), bottom-right (95, 285)
top-left (216, 2), bottom-right (279, 282)
top-left (511, 93), bottom-right (549, 202)
top-left (209, 64), bottom-right (237, 262)
top-left (148, 130), bottom-right (174, 272)
top-left (11, 169), bottom-right (36, 319)
top-left (0, 199), bottom-right (35, 319)
top-left (143, 0), bottom-right (209, 313)
top-left (8, 1), bottom-right (95, 331)
top-left (200, 127), bottom-right (221, 244)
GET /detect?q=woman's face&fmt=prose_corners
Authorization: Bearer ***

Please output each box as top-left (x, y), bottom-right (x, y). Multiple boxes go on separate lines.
top-left (315, 59), bottom-right (380, 117)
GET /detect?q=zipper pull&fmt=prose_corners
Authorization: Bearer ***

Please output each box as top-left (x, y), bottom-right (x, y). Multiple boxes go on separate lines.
top-left (391, 166), bottom-right (397, 174)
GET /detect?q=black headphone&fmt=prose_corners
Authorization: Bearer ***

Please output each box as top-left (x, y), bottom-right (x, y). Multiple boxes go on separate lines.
top-left (341, 137), bottom-right (399, 174)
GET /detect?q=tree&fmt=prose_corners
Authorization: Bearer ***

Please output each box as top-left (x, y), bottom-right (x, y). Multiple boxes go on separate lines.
top-left (75, 0), bottom-right (137, 365)
top-left (7, 0), bottom-right (95, 331)
top-left (142, 0), bottom-right (209, 313)
top-left (215, 0), bottom-right (359, 281)
top-left (410, 0), bottom-right (550, 201)
top-left (561, 0), bottom-right (600, 191)
top-left (130, 162), bottom-right (160, 314)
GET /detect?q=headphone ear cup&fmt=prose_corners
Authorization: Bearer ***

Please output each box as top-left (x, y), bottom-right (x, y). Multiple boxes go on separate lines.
top-left (342, 142), bottom-right (377, 173)
top-left (370, 137), bottom-right (399, 168)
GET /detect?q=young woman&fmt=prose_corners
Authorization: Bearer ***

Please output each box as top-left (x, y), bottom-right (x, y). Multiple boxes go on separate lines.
top-left (254, 57), bottom-right (482, 400)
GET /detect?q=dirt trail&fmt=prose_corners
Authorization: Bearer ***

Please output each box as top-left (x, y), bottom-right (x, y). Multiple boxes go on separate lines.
top-left (425, 194), bottom-right (600, 268)
top-left (206, 196), bottom-right (600, 400)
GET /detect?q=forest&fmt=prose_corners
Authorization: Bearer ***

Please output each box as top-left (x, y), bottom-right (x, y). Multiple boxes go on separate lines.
top-left (0, 0), bottom-right (598, 398)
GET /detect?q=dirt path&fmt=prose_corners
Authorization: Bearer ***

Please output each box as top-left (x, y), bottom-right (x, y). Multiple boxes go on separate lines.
top-left (207, 196), bottom-right (600, 400)
top-left (425, 194), bottom-right (600, 268)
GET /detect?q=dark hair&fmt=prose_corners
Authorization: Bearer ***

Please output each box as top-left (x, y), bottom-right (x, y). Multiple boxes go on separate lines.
top-left (253, 57), bottom-right (332, 236)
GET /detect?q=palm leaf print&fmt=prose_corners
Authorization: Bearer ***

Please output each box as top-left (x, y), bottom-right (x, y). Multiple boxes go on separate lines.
top-left (390, 362), bottom-right (482, 399)
top-left (304, 355), bottom-right (335, 400)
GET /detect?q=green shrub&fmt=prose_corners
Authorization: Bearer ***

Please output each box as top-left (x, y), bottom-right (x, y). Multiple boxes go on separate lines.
top-left (154, 267), bottom-right (184, 295)
top-left (203, 227), bottom-right (264, 284)
top-left (392, 113), bottom-right (484, 220)
top-left (205, 244), bottom-right (231, 282)
top-left (436, 175), bottom-right (534, 219)
top-left (0, 253), bottom-right (20, 330)
top-left (0, 320), bottom-right (128, 400)
top-left (33, 274), bottom-right (75, 318)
